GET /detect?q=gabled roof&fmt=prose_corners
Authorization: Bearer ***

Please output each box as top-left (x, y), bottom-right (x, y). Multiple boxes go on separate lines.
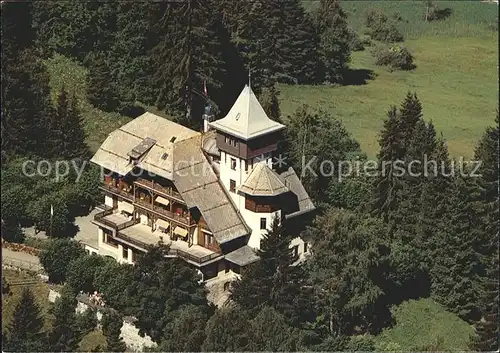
top-left (239, 163), bottom-right (289, 196)
top-left (90, 112), bottom-right (199, 179)
top-left (278, 167), bottom-right (316, 218)
top-left (224, 245), bottom-right (260, 266)
top-left (172, 136), bottom-right (250, 244)
top-left (209, 85), bottom-right (285, 140)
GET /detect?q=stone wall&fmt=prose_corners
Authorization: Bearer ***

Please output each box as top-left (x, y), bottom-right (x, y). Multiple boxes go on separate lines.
top-left (48, 289), bottom-right (156, 352)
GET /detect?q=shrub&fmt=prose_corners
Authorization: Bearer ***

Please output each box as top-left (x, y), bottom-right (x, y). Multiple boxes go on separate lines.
top-left (364, 8), bottom-right (404, 43)
top-left (371, 23), bottom-right (404, 43)
top-left (76, 308), bottom-right (98, 336)
top-left (347, 28), bottom-right (365, 51)
top-left (373, 44), bottom-right (416, 71)
top-left (40, 238), bottom-right (86, 283)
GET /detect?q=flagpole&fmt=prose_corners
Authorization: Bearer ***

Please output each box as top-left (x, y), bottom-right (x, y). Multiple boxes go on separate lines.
top-left (50, 205), bottom-right (53, 238)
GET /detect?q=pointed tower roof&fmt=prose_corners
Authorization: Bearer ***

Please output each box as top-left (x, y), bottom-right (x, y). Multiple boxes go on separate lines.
top-left (239, 163), bottom-right (289, 196)
top-left (209, 85), bottom-right (285, 140)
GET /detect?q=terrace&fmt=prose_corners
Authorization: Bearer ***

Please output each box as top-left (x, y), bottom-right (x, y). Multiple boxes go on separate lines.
top-left (116, 223), bottom-right (222, 265)
top-left (93, 207), bottom-right (136, 231)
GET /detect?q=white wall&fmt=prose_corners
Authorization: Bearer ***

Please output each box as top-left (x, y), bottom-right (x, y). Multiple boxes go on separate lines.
top-left (104, 195), bottom-right (114, 208)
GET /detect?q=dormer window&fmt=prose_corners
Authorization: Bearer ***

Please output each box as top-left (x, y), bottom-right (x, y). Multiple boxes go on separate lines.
top-left (170, 136), bottom-right (176, 143)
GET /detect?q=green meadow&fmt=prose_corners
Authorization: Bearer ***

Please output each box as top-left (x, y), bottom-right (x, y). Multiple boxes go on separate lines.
top-left (44, 1), bottom-right (498, 158)
top-left (285, 0), bottom-right (498, 158)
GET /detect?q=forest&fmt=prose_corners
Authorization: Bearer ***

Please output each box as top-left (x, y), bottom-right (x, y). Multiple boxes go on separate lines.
top-left (1, 0), bottom-right (498, 352)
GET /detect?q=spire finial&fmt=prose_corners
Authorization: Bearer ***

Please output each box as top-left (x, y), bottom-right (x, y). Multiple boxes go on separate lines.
top-left (248, 67), bottom-right (251, 88)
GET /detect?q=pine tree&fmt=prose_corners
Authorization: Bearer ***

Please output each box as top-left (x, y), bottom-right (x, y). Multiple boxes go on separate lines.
top-left (399, 92), bottom-right (423, 151)
top-left (430, 175), bottom-right (483, 322)
top-left (4, 288), bottom-right (46, 352)
top-left (2, 1), bottom-right (55, 159)
top-left (280, 0), bottom-right (321, 84)
top-left (231, 217), bottom-right (313, 327)
top-left (60, 90), bottom-right (88, 160)
top-left (87, 51), bottom-right (118, 112)
top-left (49, 285), bottom-right (81, 351)
top-left (102, 311), bottom-right (127, 352)
top-left (472, 113), bottom-right (499, 350)
top-left (370, 106), bottom-right (404, 218)
top-left (315, 0), bottom-right (351, 83)
top-left (151, 0), bottom-right (226, 130)
top-left (259, 84), bottom-right (282, 123)
top-left (108, 2), bottom-right (153, 113)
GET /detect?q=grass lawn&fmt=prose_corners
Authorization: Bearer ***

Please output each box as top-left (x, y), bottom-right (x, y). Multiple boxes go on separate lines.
top-left (285, 1), bottom-right (498, 158)
top-left (2, 269), bottom-right (52, 331)
top-left (44, 54), bottom-right (132, 153)
top-left (78, 329), bottom-right (107, 352)
top-left (280, 35), bottom-right (498, 158)
top-left (374, 298), bottom-right (476, 351)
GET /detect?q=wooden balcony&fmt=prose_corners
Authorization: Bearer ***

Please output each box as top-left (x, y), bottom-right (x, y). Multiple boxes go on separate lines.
top-left (99, 183), bottom-right (134, 201)
top-left (134, 178), bottom-right (184, 203)
top-left (134, 198), bottom-right (195, 226)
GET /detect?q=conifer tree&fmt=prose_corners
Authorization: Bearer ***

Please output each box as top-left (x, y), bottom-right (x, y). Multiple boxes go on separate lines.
top-left (56, 89), bottom-right (88, 160)
top-left (2, 2), bottom-right (55, 159)
top-left (48, 285), bottom-right (81, 352)
top-left (108, 2), bottom-right (153, 112)
top-left (259, 84), bottom-right (282, 123)
top-left (87, 51), bottom-right (118, 112)
top-left (280, 0), bottom-right (321, 84)
top-left (370, 106), bottom-right (404, 218)
top-left (102, 311), bottom-right (127, 352)
top-left (430, 175), bottom-right (483, 322)
top-left (231, 217), bottom-right (313, 327)
top-left (472, 113), bottom-right (499, 350)
top-left (4, 288), bottom-right (46, 352)
top-left (151, 0), bottom-right (226, 130)
top-left (315, 0), bottom-right (351, 83)
top-left (202, 306), bottom-right (251, 351)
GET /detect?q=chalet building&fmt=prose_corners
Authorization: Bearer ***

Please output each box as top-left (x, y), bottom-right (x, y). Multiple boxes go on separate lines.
top-left (90, 85), bottom-right (315, 283)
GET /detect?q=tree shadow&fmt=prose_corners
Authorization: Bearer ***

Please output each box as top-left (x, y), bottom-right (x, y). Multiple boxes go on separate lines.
top-left (431, 7), bottom-right (453, 21)
top-left (343, 68), bottom-right (376, 86)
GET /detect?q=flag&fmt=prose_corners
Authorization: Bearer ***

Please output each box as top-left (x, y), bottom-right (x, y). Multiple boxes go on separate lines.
top-left (203, 79), bottom-right (208, 96)
top-left (50, 205), bottom-right (54, 217)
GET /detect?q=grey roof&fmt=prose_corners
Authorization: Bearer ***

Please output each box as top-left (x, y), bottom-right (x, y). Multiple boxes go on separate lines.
top-left (91, 112), bottom-right (199, 179)
top-left (209, 85), bottom-right (285, 140)
top-left (239, 163), bottom-right (289, 196)
top-left (224, 245), bottom-right (260, 266)
top-left (279, 167), bottom-right (316, 218)
top-left (172, 136), bottom-right (250, 244)
top-left (202, 130), bottom-right (220, 157)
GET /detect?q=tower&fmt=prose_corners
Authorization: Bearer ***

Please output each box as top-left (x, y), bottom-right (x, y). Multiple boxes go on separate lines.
top-left (209, 85), bottom-right (286, 249)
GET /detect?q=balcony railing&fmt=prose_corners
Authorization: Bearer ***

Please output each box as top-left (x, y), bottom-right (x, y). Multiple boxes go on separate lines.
top-left (94, 208), bottom-right (136, 231)
top-left (134, 198), bottom-right (195, 226)
top-left (99, 184), bottom-right (134, 201)
top-left (165, 248), bottom-right (222, 264)
top-left (134, 178), bottom-right (184, 202)
top-left (114, 232), bottom-right (222, 264)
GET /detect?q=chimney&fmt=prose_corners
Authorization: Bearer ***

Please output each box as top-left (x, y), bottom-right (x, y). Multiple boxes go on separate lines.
top-left (202, 103), bottom-right (215, 133)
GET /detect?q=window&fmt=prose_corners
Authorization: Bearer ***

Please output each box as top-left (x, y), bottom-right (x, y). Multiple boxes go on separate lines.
top-left (225, 136), bottom-right (230, 144)
top-left (122, 246), bottom-right (128, 259)
top-left (230, 179), bottom-right (236, 193)
top-left (304, 242), bottom-right (308, 253)
top-left (224, 282), bottom-right (231, 291)
top-left (260, 217), bottom-right (267, 230)
top-left (170, 136), bottom-right (176, 143)
top-left (232, 139), bottom-right (238, 147)
top-left (230, 158), bottom-right (237, 170)
top-left (292, 245), bottom-right (299, 260)
top-left (244, 161), bottom-right (248, 172)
